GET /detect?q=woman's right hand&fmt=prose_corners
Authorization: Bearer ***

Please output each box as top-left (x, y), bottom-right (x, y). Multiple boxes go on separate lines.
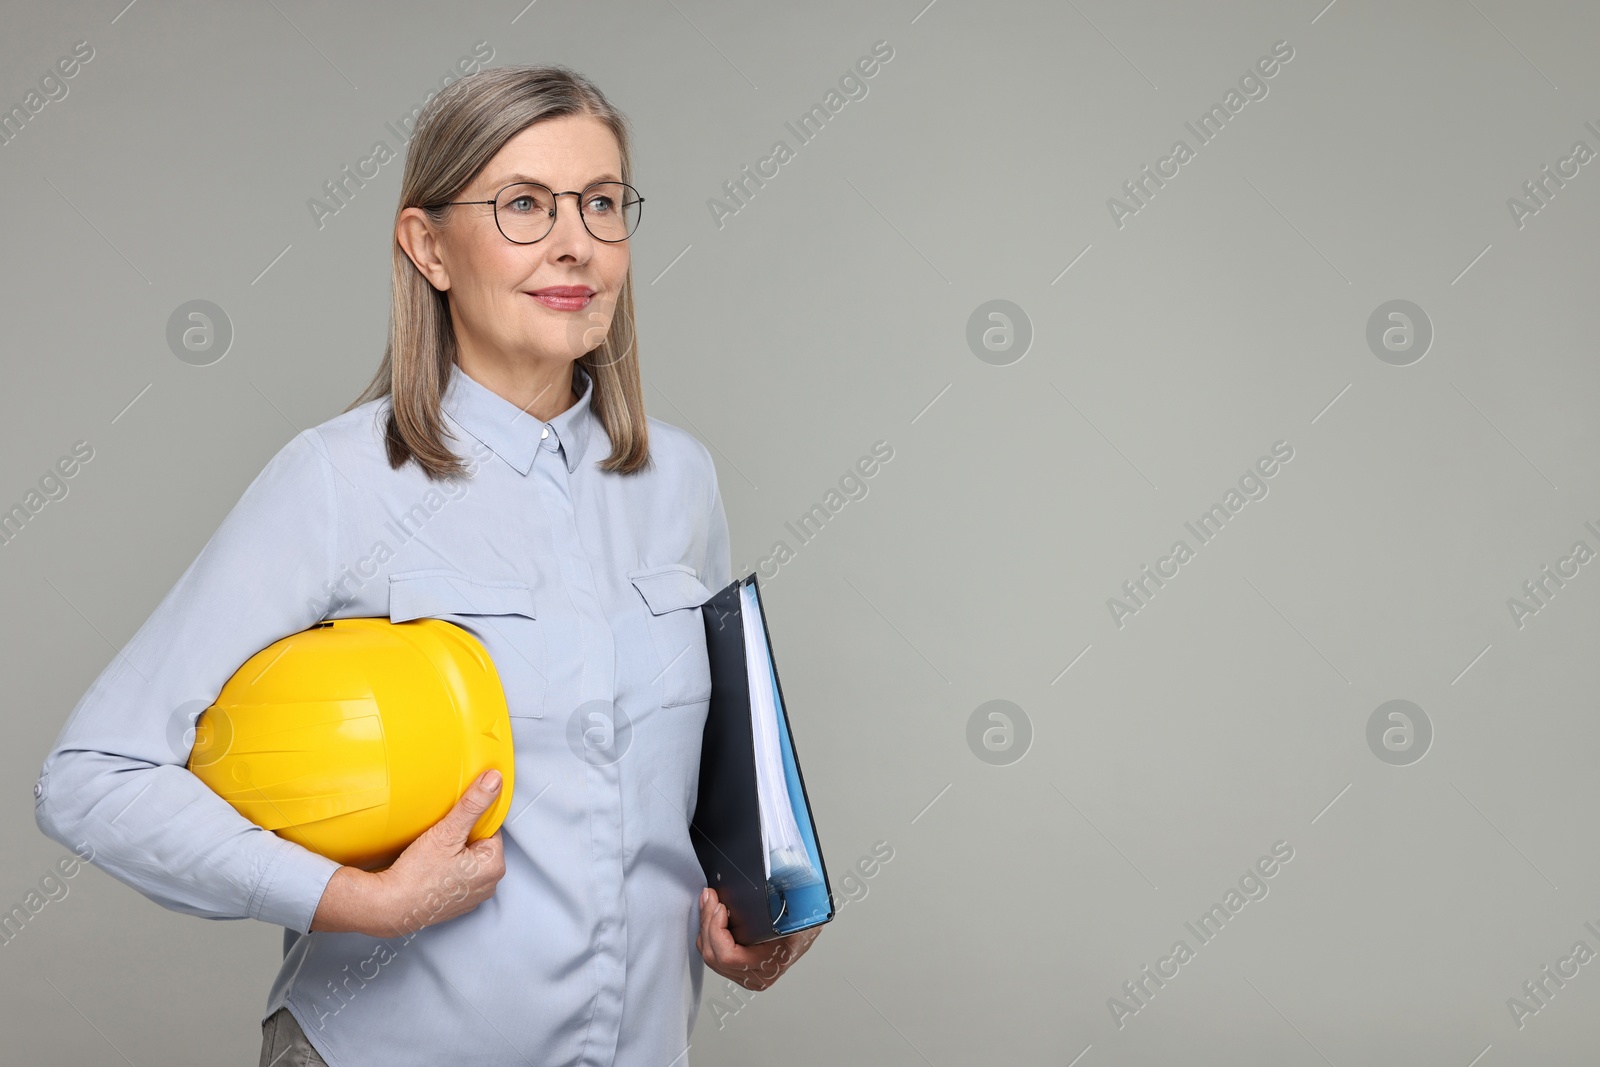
top-left (313, 769), bottom-right (508, 938)
top-left (374, 768), bottom-right (509, 938)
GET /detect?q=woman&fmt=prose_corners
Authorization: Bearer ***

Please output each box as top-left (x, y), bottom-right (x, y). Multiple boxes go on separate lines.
top-left (33, 64), bottom-right (818, 1066)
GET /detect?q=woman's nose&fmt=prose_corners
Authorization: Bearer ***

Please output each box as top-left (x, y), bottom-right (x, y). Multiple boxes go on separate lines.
top-left (545, 192), bottom-right (597, 251)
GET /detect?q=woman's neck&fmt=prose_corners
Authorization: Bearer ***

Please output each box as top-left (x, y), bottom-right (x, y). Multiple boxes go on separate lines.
top-left (457, 352), bottom-right (578, 422)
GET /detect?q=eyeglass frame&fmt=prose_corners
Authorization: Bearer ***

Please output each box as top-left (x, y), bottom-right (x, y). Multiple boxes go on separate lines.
top-left (428, 180), bottom-right (645, 244)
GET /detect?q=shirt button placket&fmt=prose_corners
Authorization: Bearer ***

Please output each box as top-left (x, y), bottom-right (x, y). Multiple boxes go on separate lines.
top-left (537, 424), bottom-right (626, 1067)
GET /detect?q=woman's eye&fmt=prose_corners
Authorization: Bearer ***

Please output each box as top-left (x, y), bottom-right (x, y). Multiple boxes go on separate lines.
top-left (510, 197), bottom-right (534, 213)
top-left (587, 196), bottom-right (614, 214)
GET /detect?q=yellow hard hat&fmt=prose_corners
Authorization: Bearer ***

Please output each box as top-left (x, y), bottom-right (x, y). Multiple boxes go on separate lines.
top-left (187, 617), bottom-right (515, 871)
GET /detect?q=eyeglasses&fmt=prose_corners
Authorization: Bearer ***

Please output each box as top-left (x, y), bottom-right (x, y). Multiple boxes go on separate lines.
top-left (431, 181), bottom-right (644, 244)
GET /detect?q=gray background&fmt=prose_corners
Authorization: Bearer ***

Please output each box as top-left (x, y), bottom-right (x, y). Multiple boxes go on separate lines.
top-left (3, 0), bottom-right (1598, 1064)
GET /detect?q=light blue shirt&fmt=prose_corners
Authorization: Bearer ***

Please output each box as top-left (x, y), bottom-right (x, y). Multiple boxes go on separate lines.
top-left (34, 361), bottom-right (732, 1066)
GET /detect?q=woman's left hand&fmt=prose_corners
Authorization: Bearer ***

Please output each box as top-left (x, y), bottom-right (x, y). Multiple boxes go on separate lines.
top-left (696, 887), bottom-right (821, 990)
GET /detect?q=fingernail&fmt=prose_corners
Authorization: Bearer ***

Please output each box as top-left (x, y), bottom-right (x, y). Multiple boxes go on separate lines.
top-left (483, 770), bottom-right (502, 792)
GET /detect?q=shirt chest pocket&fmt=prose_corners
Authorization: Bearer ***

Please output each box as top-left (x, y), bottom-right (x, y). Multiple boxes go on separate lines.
top-left (388, 570), bottom-right (547, 719)
top-left (629, 564), bottom-right (715, 708)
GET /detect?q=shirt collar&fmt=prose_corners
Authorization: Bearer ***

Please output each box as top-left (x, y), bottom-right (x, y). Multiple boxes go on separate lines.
top-left (440, 361), bottom-right (595, 476)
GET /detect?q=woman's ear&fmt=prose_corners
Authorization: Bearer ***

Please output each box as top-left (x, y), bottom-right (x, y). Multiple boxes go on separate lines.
top-left (397, 208), bottom-right (451, 291)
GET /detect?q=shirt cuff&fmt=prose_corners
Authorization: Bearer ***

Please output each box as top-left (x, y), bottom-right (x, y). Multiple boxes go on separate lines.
top-left (250, 836), bottom-right (344, 934)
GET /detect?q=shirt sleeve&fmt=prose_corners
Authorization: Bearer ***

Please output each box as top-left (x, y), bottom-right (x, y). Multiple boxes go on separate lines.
top-left (702, 451), bottom-right (732, 592)
top-left (33, 428), bottom-right (346, 935)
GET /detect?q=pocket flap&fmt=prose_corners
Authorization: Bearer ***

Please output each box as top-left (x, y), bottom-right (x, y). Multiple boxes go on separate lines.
top-left (628, 564), bottom-right (713, 615)
top-left (388, 571), bottom-right (537, 623)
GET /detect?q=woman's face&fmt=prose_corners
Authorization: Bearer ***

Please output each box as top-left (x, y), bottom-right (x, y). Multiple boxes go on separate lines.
top-left (421, 113), bottom-right (630, 372)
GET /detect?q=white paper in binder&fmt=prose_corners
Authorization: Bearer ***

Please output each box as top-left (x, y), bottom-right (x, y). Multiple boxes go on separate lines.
top-left (739, 582), bottom-right (821, 891)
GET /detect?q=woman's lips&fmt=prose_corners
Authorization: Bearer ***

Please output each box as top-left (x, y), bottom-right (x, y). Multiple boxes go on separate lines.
top-left (528, 288), bottom-right (594, 311)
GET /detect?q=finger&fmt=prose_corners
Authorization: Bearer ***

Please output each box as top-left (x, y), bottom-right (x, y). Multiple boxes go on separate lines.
top-left (778, 928), bottom-right (816, 959)
top-left (465, 830), bottom-right (497, 865)
top-left (469, 838), bottom-right (504, 882)
top-left (437, 769), bottom-right (504, 845)
top-left (705, 903), bottom-right (747, 968)
top-left (697, 889), bottom-right (716, 960)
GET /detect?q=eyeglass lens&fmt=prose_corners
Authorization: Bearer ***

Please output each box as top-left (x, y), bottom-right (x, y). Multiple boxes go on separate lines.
top-left (494, 183), bottom-right (640, 243)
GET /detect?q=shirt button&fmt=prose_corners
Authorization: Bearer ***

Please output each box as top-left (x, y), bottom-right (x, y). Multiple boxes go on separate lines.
top-left (540, 427), bottom-right (549, 440)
